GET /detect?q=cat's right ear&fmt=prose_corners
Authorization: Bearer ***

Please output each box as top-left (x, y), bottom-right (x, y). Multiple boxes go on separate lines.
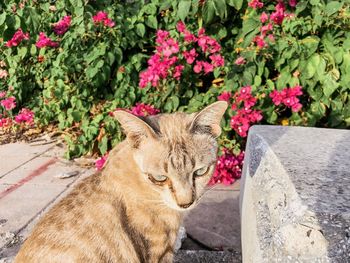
top-left (113, 110), bottom-right (157, 148)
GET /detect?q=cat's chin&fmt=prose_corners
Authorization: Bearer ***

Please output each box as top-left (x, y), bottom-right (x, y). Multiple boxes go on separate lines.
top-left (165, 202), bottom-right (198, 212)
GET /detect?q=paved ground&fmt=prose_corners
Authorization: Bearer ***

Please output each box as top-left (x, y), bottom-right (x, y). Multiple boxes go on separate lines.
top-left (0, 141), bottom-right (241, 262)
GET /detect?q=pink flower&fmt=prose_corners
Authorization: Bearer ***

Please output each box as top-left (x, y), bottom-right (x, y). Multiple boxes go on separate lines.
top-left (197, 36), bottom-right (221, 53)
top-left (131, 103), bottom-right (160, 117)
top-left (156, 30), bottom-right (170, 44)
top-left (254, 35), bottom-right (266, 48)
top-left (261, 23), bottom-right (273, 36)
top-left (193, 61), bottom-right (203, 73)
top-left (208, 149), bottom-right (244, 186)
top-left (53, 16), bottom-right (71, 35)
top-left (139, 48), bottom-right (179, 88)
top-left (270, 85), bottom-right (303, 112)
top-left (270, 90), bottom-right (283, 105)
top-left (158, 38), bottom-right (179, 57)
top-left (1, 96), bottom-right (16, 110)
top-left (291, 103), bottom-right (302, 112)
top-left (6, 28), bottom-right (30, 47)
top-left (198, 27), bottom-right (205, 36)
top-left (248, 0), bottom-right (263, 9)
top-left (230, 86), bottom-right (262, 137)
top-left (14, 108), bottom-right (34, 124)
top-left (260, 12), bottom-right (269, 23)
top-left (270, 2), bottom-right (286, 25)
top-left (202, 61), bottom-right (214, 74)
top-left (173, 65), bottom-right (184, 80)
top-left (35, 32), bottom-right (59, 48)
top-left (234, 56), bottom-right (246, 65)
top-left (95, 152), bottom-right (109, 171)
top-left (217, 91), bottom-right (232, 102)
top-left (267, 34), bottom-right (275, 42)
top-left (183, 48), bottom-right (198, 64)
top-left (92, 11), bottom-right (115, 27)
top-left (209, 54), bottom-right (224, 67)
top-left (0, 91), bottom-right (6, 98)
top-left (239, 86), bottom-right (252, 97)
top-left (183, 31), bottom-right (197, 43)
top-left (289, 0), bottom-right (297, 7)
top-left (176, 21), bottom-right (186, 33)
top-left (0, 69), bottom-right (8, 79)
top-left (0, 117), bottom-right (12, 128)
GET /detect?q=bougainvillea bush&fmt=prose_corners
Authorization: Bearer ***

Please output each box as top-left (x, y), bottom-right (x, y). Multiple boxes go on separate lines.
top-left (1, 0), bottom-right (350, 185)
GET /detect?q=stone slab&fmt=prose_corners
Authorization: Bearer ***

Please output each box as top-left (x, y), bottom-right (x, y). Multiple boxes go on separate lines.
top-left (183, 180), bottom-right (241, 252)
top-left (240, 125), bottom-right (350, 262)
top-left (0, 157), bottom-right (80, 186)
top-left (0, 143), bottom-right (55, 178)
top-left (0, 143), bottom-right (93, 255)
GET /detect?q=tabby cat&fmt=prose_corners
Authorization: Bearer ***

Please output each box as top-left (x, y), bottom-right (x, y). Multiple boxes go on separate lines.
top-left (14, 101), bottom-right (227, 263)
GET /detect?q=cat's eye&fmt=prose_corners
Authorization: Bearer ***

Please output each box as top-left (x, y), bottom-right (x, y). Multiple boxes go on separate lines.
top-left (194, 167), bottom-right (209, 177)
top-left (147, 174), bottom-right (168, 184)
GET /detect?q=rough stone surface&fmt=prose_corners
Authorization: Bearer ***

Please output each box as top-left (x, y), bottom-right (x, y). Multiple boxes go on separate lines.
top-left (240, 125), bottom-right (350, 263)
top-left (174, 250), bottom-right (241, 263)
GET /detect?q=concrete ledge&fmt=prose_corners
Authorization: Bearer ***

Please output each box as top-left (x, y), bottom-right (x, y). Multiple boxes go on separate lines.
top-left (240, 126), bottom-right (350, 262)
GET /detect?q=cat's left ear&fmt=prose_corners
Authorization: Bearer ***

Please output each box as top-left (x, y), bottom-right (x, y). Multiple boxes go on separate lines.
top-left (113, 110), bottom-right (157, 148)
top-left (190, 101), bottom-right (228, 138)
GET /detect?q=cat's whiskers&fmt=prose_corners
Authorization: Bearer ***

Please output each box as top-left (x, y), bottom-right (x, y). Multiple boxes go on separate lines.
top-left (195, 184), bottom-right (220, 203)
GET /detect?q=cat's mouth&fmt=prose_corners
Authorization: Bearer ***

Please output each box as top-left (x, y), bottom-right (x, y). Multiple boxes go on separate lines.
top-left (166, 199), bottom-right (198, 211)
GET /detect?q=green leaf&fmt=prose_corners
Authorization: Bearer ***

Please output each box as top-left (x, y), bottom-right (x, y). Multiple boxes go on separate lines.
top-left (325, 1), bottom-right (343, 16)
top-left (30, 44), bottom-right (37, 56)
top-left (311, 101), bottom-right (326, 116)
top-left (213, 0), bottom-right (227, 19)
top-left (17, 46), bottom-right (27, 59)
top-left (170, 96), bottom-right (180, 110)
top-left (240, 17), bottom-right (260, 39)
top-left (135, 23), bottom-right (145, 37)
top-left (254, 75), bottom-right (262, 86)
top-left (98, 136), bottom-right (108, 155)
top-left (303, 54), bottom-right (320, 79)
top-left (323, 74), bottom-right (339, 97)
top-left (143, 3), bottom-right (157, 15)
top-left (178, 1), bottom-right (191, 21)
top-left (107, 52), bottom-right (115, 66)
top-left (86, 66), bottom-right (98, 79)
top-left (115, 47), bottom-right (123, 64)
top-left (300, 36), bottom-right (319, 58)
top-left (227, 0), bottom-right (243, 10)
top-left (0, 13), bottom-right (6, 26)
top-left (145, 16), bottom-right (158, 29)
top-left (71, 111), bottom-right (82, 122)
top-left (203, 0), bottom-right (215, 24)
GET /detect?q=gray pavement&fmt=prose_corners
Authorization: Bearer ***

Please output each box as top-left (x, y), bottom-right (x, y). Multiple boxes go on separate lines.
top-left (0, 141), bottom-right (241, 262)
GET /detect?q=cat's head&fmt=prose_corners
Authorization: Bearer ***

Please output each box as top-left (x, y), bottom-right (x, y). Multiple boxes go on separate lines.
top-left (114, 101), bottom-right (227, 211)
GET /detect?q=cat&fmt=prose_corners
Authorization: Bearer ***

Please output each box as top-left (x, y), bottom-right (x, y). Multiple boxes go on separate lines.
top-left (14, 101), bottom-right (227, 263)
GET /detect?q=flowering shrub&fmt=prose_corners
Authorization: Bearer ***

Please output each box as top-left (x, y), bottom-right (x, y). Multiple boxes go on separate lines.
top-left (1, 0), bottom-right (350, 184)
top-left (0, 94), bottom-right (34, 128)
top-left (52, 16), bottom-right (71, 35)
top-left (5, 28), bottom-right (29, 47)
top-left (139, 23), bottom-right (224, 89)
top-left (209, 149), bottom-right (244, 185)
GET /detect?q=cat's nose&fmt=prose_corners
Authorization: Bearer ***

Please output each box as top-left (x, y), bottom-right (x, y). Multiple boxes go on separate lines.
top-left (178, 200), bottom-right (194, 209)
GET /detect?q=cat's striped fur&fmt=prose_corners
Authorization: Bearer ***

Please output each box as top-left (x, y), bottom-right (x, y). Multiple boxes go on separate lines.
top-left (14, 101), bottom-right (227, 263)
